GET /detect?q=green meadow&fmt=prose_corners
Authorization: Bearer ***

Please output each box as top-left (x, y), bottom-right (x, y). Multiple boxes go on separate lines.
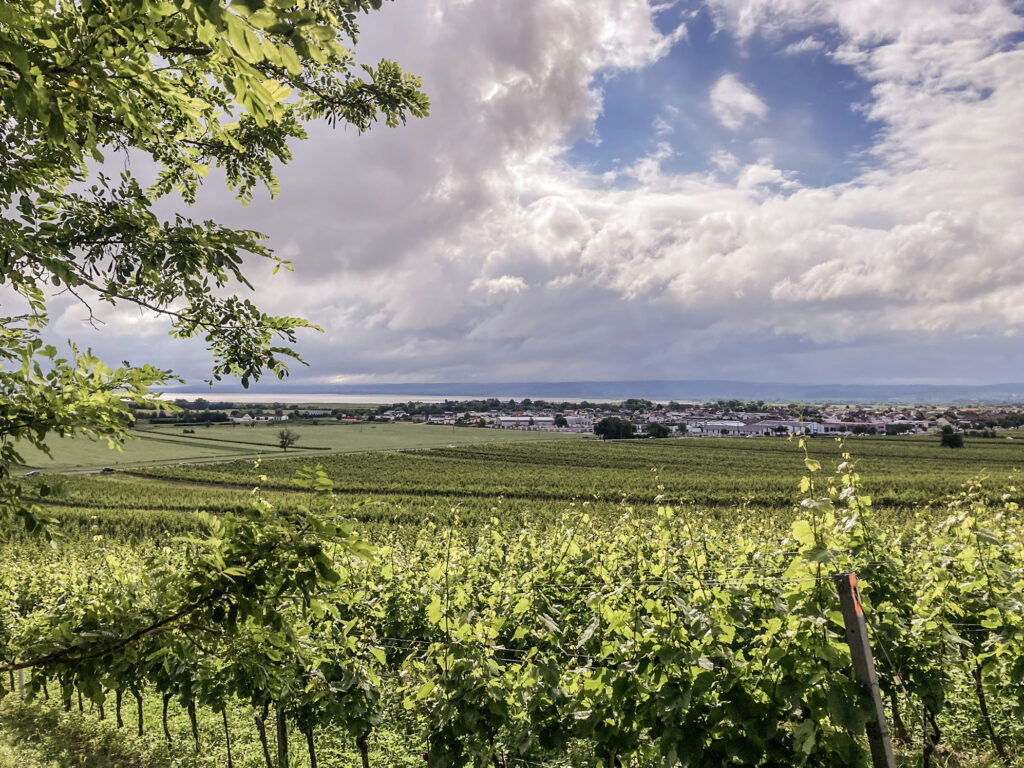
top-left (12, 421), bottom-right (586, 472)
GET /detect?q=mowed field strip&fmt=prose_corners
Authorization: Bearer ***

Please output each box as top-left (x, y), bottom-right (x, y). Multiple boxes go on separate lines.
top-left (12, 422), bottom-right (586, 472)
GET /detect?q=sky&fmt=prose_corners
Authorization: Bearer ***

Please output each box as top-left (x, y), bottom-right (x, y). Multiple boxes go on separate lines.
top-left (45, 0), bottom-right (1024, 388)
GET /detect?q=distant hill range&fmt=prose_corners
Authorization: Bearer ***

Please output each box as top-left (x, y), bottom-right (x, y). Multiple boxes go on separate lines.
top-left (191, 380), bottom-right (1024, 405)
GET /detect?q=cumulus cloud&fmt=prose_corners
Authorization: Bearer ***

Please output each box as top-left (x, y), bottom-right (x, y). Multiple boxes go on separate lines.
top-left (42, 0), bottom-right (1024, 387)
top-left (709, 73), bottom-right (769, 130)
top-left (709, 149), bottom-right (740, 172)
top-left (471, 275), bottom-right (528, 295)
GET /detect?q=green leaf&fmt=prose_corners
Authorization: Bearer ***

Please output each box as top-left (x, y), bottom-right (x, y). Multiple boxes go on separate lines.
top-left (512, 596), bottom-right (531, 616)
top-left (427, 595), bottom-right (444, 625)
top-left (791, 519), bottom-right (815, 548)
top-left (793, 719), bottom-right (816, 755)
top-left (416, 679), bottom-right (436, 701)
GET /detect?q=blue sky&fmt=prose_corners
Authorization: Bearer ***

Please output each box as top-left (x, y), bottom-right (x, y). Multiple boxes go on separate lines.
top-left (35, 0), bottom-right (1024, 390)
top-left (568, 4), bottom-right (880, 188)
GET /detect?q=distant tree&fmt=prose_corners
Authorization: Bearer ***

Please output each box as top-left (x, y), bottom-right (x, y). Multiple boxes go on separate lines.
top-left (941, 432), bottom-right (964, 448)
top-left (554, 415), bottom-right (568, 428)
top-left (677, 424), bottom-right (688, 435)
top-left (645, 422), bottom-right (670, 438)
top-left (278, 428), bottom-right (301, 451)
top-left (622, 398), bottom-right (655, 411)
top-left (595, 417), bottom-right (635, 440)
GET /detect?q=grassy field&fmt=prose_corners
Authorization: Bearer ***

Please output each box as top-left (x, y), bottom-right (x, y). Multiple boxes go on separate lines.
top-left (12, 422), bottom-right (586, 472)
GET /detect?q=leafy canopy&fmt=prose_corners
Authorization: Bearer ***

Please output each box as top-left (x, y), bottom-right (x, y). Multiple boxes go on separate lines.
top-left (594, 416), bottom-right (635, 440)
top-left (278, 426), bottom-right (300, 449)
top-left (0, 0), bottom-right (429, 530)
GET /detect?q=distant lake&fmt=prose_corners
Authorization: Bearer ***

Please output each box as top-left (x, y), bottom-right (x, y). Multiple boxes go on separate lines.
top-left (158, 392), bottom-right (624, 405)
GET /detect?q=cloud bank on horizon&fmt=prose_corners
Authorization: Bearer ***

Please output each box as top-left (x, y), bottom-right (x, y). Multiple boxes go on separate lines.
top-left (50, 0), bottom-right (1024, 387)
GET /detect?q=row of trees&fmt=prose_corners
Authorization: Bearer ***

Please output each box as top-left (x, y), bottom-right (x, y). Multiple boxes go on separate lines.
top-left (594, 418), bottom-right (678, 440)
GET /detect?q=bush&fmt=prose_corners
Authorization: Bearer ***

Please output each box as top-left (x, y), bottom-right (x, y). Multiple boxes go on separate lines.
top-left (645, 422), bottom-right (670, 439)
top-left (941, 432), bottom-right (964, 448)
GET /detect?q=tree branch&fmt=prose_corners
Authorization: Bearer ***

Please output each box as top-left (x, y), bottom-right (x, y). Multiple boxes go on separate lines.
top-left (157, 44), bottom-right (213, 57)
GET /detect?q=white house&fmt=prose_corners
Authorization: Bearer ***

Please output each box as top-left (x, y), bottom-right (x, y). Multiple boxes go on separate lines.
top-left (821, 421), bottom-right (886, 434)
top-left (496, 416), bottom-right (555, 429)
top-left (690, 420), bottom-right (746, 436)
top-left (741, 420), bottom-right (825, 436)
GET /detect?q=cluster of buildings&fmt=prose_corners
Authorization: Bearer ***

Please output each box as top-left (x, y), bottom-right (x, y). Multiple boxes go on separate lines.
top-left (227, 409), bottom-right (329, 423)
top-left (377, 402), bottom-right (1022, 437)
top-left (146, 399), bottom-right (1024, 439)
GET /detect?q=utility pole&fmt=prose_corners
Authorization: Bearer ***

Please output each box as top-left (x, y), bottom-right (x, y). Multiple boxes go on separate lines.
top-left (833, 572), bottom-right (897, 768)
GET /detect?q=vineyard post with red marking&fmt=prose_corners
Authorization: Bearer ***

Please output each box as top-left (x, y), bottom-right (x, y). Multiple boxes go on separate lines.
top-left (833, 572), bottom-right (897, 768)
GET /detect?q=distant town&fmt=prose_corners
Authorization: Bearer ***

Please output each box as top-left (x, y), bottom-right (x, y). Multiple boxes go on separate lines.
top-left (141, 398), bottom-right (1024, 438)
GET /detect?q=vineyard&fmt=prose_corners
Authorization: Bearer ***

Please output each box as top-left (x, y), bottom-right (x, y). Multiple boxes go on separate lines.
top-left (1, 437), bottom-right (1023, 766)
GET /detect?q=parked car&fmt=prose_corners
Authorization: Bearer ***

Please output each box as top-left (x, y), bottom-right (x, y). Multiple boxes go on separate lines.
top-left (100, 467), bottom-right (116, 473)
top-left (25, 470), bottom-right (41, 477)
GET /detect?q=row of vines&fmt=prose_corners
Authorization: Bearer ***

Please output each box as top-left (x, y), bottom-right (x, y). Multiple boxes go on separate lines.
top-left (2, 452), bottom-right (1023, 766)
top-left (125, 436), bottom-right (1024, 509)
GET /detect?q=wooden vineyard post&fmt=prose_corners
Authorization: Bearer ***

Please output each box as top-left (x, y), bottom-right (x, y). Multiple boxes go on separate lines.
top-left (833, 572), bottom-right (897, 768)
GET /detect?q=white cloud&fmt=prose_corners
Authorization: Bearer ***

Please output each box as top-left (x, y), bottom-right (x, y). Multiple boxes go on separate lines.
top-left (736, 158), bottom-right (798, 188)
top-left (709, 73), bottom-right (768, 130)
top-left (652, 115), bottom-right (674, 136)
top-left (709, 149), bottom-right (740, 172)
top-left (471, 275), bottom-right (528, 295)
top-left (782, 35), bottom-right (825, 55)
